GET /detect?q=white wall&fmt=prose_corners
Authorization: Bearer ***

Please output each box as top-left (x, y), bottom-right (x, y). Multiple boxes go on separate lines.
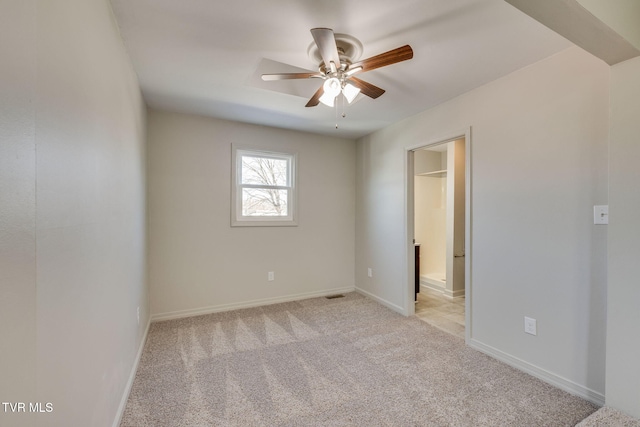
top-left (606, 55), bottom-right (640, 418)
top-left (1, 1), bottom-right (148, 426)
top-left (356, 47), bottom-right (609, 402)
top-left (147, 110), bottom-right (355, 319)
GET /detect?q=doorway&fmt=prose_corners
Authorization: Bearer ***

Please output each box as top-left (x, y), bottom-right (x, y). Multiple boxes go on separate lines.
top-left (406, 130), bottom-right (471, 341)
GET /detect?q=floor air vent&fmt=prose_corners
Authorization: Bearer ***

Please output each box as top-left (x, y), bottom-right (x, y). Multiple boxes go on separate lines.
top-left (325, 294), bottom-right (345, 299)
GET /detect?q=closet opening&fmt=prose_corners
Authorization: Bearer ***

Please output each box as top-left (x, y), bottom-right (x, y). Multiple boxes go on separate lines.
top-left (406, 131), bottom-right (471, 341)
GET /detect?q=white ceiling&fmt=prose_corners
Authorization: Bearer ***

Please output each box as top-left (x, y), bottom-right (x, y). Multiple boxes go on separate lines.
top-left (109, 0), bottom-right (572, 139)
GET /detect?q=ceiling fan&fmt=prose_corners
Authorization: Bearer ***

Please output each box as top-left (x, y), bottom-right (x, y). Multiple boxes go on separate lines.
top-left (261, 28), bottom-right (413, 108)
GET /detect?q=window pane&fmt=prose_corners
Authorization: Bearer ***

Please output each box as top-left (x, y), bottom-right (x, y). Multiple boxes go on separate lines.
top-left (241, 155), bottom-right (288, 186)
top-left (242, 188), bottom-right (288, 216)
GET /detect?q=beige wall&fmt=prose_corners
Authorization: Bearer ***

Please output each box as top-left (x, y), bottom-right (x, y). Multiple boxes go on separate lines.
top-left (577, 0), bottom-right (640, 49)
top-left (0, 2), bottom-right (37, 425)
top-left (356, 47), bottom-right (609, 402)
top-left (446, 139), bottom-right (465, 296)
top-left (0, 0), bottom-right (148, 426)
top-left (606, 55), bottom-right (640, 418)
top-left (414, 175), bottom-right (446, 278)
top-left (414, 150), bottom-right (447, 279)
top-left (147, 110), bottom-right (355, 319)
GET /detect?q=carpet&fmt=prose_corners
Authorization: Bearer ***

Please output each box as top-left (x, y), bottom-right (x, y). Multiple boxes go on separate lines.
top-left (120, 292), bottom-right (598, 426)
top-left (577, 407), bottom-right (640, 426)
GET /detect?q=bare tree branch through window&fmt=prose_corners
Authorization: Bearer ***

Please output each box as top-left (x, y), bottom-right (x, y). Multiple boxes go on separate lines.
top-left (232, 147), bottom-right (296, 226)
top-left (241, 155), bottom-right (290, 216)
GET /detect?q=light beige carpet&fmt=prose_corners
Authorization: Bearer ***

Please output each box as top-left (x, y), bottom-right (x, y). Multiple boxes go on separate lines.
top-left (577, 407), bottom-right (640, 426)
top-left (121, 292), bottom-right (598, 426)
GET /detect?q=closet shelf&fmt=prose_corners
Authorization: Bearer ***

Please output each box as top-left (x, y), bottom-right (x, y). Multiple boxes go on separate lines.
top-left (417, 169), bottom-right (447, 178)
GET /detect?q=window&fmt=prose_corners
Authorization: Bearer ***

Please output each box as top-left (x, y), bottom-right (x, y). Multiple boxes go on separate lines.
top-left (232, 146), bottom-right (297, 226)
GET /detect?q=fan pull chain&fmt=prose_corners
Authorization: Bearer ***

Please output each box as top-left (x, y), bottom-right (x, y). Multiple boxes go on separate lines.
top-left (334, 94), bottom-right (348, 129)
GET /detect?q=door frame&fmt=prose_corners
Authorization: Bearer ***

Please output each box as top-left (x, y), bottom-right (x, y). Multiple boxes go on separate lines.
top-left (404, 127), bottom-right (472, 342)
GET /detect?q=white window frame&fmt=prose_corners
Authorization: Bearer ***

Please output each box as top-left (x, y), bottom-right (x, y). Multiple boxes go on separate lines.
top-left (231, 145), bottom-right (298, 227)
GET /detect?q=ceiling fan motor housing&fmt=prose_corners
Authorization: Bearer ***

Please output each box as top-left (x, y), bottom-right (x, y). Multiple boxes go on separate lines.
top-left (308, 33), bottom-right (364, 72)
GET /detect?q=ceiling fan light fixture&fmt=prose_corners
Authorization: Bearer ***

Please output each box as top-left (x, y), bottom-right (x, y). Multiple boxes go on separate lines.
top-left (319, 77), bottom-right (341, 107)
top-left (266, 28), bottom-right (413, 110)
top-left (319, 91), bottom-right (335, 107)
top-left (342, 83), bottom-right (360, 103)
top-left (323, 77), bottom-right (341, 97)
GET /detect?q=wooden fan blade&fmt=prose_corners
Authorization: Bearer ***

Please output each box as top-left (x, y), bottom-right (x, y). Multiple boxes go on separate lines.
top-left (305, 85), bottom-right (324, 107)
top-left (348, 76), bottom-right (386, 99)
top-left (348, 45), bottom-right (413, 74)
top-left (311, 28), bottom-right (341, 71)
top-left (261, 72), bottom-right (323, 81)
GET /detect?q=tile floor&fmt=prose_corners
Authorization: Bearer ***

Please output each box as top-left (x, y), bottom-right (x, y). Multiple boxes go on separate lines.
top-left (414, 287), bottom-right (465, 339)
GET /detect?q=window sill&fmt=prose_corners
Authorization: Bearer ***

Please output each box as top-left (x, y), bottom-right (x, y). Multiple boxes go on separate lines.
top-left (231, 218), bottom-right (298, 227)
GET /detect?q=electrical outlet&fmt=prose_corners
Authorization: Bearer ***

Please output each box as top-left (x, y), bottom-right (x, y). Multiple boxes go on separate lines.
top-left (367, 268), bottom-right (372, 278)
top-left (524, 316), bottom-right (537, 336)
top-left (268, 272), bottom-right (275, 281)
top-left (137, 307), bottom-right (140, 325)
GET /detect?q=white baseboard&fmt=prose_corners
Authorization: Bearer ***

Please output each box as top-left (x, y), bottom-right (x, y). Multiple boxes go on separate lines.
top-left (420, 281), bottom-right (445, 293)
top-left (443, 288), bottom-right (465, 298)
top-left (112, 318), bottom-right (151, 427)
top-left (468, 338), bottom-right (605, 406)
top-left (355, 286), bottom-right (405, 315)
top-left (420, 283), bottom-right (465, 298)
top-left (151, 286), bottom-right (356, 322)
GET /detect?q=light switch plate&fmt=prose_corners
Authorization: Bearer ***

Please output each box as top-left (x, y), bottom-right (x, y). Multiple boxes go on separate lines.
top-left (524, 317), bottom-right (537, 336)
top-left (594, 205), bottom-right (609, 225)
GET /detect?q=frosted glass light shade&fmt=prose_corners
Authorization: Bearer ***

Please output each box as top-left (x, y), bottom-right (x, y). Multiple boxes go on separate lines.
top-left (319, 78), bottom-right (341, 107)
top-left (318, 78), bottom-right (360, 107)
top-left (342, 83), bottom-right (360, 103)
top-left (323, 78), bottom-right (341, 97)
top-left (319, 91), bottom-right (335, 107)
